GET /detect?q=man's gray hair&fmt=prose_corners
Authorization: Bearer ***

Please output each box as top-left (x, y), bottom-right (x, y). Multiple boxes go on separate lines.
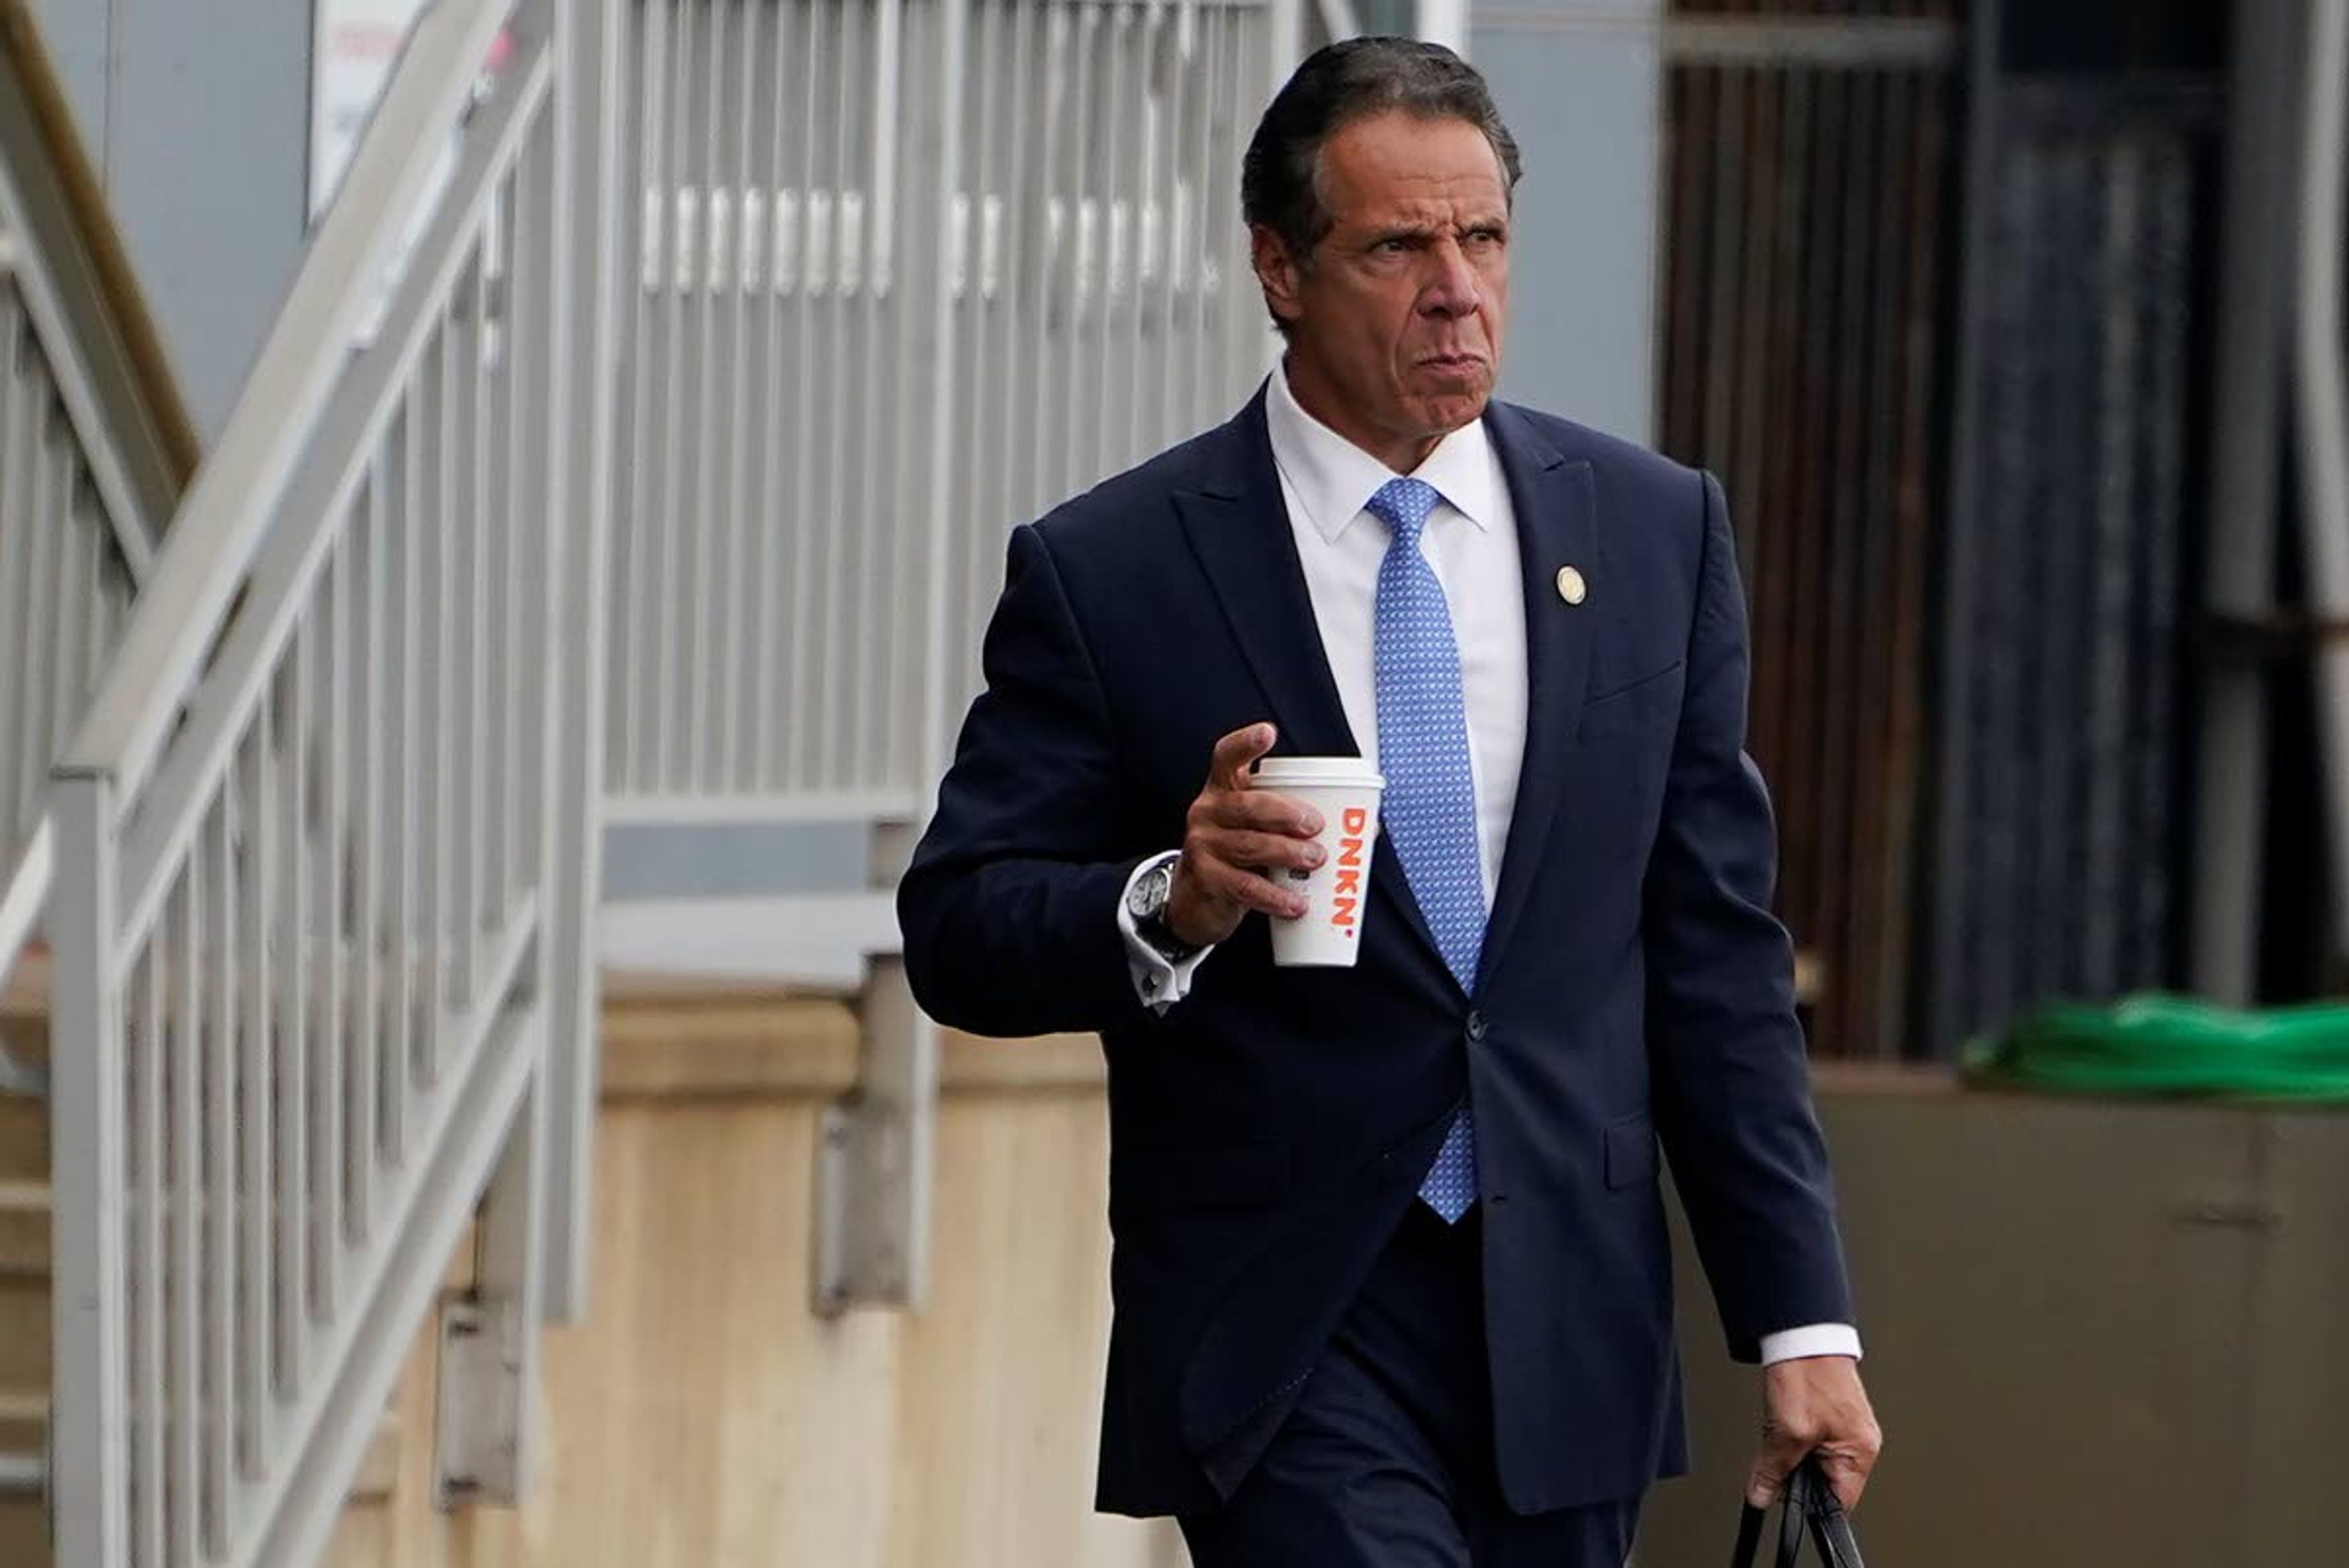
top-left (1241, 37), bottom-right (1524, 272)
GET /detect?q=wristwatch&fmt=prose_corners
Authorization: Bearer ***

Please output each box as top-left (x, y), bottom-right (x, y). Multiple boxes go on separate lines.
top-left (1126, 856), bottom-right (1202, 964)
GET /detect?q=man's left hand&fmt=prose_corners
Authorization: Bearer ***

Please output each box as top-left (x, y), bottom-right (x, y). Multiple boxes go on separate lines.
top-left (1748, 1356), bottom-right (1882, 1512)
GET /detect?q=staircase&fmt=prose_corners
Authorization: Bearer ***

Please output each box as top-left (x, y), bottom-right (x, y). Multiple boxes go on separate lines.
top-left (0, 1), bottom-right (620, 1562)
top-left (0, 957), bottom-right (427, 1566)
top-left (0, 969), bottom-right (46, 1562)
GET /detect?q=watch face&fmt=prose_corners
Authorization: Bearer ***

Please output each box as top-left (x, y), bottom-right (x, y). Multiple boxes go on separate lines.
top-left (1129, 863), bottom-right (1171, 920)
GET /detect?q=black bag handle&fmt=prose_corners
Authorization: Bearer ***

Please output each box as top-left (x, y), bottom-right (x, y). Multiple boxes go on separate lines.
top-left (1730, 1455), bottom-right (1866, 1568)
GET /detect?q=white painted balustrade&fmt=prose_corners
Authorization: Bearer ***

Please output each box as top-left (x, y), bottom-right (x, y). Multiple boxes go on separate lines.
top-left (42, 2), bottom-right (616, 1562)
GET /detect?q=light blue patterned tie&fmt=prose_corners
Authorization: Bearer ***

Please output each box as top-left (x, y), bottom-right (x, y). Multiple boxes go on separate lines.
top-left (1368, 476), bottom-right (1483, 1224)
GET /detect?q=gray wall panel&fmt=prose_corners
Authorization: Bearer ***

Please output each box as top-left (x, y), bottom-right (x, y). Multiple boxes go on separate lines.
top-left (1472, 1), bottom-right (1662, 444)
top-left (28, 0), bottom-right (108, 169)
top-left (105, 0), bottom-right (312, 436)
top-left (27, 0), bottom-right (312, 438)
top-left (1641, 1083), bottom-right (2347, 1568)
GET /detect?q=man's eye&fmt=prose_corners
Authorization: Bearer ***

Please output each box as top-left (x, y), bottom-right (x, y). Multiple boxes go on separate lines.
top-left (1376, 237), bottom-right (1411, 253)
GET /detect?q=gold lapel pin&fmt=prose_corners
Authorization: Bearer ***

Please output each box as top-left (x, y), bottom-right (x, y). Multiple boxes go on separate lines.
top-left (1556, 565), bottom-right (1587, 606)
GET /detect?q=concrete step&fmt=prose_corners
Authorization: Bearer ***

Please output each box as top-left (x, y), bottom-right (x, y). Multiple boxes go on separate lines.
top-left (0, 1100), bottom-right (42, 1186)
top-left (0, 1183), bottom-right (46, 1397)
top-left (0, 951), bottom-right (48, 1063)
top-left (0, 1287), bottom-right (45, 1399)
top-left (0, 951), bottom-right (48, 1187)
top-left (0, 1498), bottom-right (40, 1564)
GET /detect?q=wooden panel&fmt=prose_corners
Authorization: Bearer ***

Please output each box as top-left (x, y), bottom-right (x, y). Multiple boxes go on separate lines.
top-left (324, 1071), bottom-right (1174, 1568)
top-left (0, 1496), bottom-right (42, 1565)
top-left (0, 1181), bottom-right (43, 1277)
top-left (0, 1098), bottom-right (43, 1184)
top-left (1657, 34), bottom-right (1959, 1060)
top-left (0, 1273), bottom-right (45, 1392)
top-left (886, 1084), bottom-right (1151, 1568)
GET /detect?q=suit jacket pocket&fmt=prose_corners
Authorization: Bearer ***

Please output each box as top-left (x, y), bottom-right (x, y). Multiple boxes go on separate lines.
top-left (1111, 1140), bottom-right (1291, 1215)
top-left (1576, 661), bottom-right (1685, 745)
top-left (1604, 1113), bottom-right (1659, 1189)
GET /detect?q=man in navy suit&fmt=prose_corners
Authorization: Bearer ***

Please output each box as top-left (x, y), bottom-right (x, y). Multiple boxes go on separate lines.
top-left (899, 38), bottom-right (1881, 1567)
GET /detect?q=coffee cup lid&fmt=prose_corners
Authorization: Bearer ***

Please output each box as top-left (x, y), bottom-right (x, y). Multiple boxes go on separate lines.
top-left (1251, 756), bottom-right (1386, 791)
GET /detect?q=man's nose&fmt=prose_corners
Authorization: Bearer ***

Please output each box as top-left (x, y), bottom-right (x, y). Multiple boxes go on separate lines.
top-left (1419, 237), bottom-right (1482, 318)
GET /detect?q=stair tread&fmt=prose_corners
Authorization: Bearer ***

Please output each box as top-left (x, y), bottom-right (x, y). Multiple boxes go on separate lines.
top-left (0, 1190), bottom-right (42, 1279)
top-left (0, 953), bottom-right (45, 1022)
top-left (0, 1390), bottom-right (38, 1451)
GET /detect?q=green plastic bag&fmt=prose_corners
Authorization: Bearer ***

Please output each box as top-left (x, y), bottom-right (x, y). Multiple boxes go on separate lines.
top-left (1962, 993), bottom-right (2349, 1101)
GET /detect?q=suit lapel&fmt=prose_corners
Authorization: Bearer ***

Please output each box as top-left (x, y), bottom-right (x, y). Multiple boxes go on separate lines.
top-left (1174, 388), bottom-right (1448, 974)
top-left (1173, 389), bottom-right (1358, 759)
top-left (1477, 404), bottom-right (1597, 990)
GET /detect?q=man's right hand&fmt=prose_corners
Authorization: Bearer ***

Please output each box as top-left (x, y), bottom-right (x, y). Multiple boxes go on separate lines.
top-left (1163, 723), bottom-right (1329, 948)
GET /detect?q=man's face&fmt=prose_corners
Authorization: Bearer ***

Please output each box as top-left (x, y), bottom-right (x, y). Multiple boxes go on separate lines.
top-left (1253, 110), bottom-right (1512, 469)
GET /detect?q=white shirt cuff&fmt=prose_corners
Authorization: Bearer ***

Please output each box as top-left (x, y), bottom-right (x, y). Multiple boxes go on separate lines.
top-left (1119, 852), bottom-right (1215, 1014)
top-left (1759, 1325), bottom-right (1863, 1365)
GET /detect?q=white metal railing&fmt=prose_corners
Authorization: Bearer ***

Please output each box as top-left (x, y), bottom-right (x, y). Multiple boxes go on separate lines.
top-left (45, 1), bottom-right (607, 1562)
top-left (0, 0), bottom-right (195, 1005)
top-left (603, 0), bottom-right (1289, 823)
top-left (944, 0), bottom-right (1284, 730)
top-left (587, 0), bottom-right (1291, 1312)
top-left (0, 258), bottom-right (141, 882)
top-left (0, 217), bottom-right (154, 1006)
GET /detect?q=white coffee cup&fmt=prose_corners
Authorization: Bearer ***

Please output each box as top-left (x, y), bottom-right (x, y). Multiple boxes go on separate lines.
top-left (1249, 756), bottom-right (1387, 967)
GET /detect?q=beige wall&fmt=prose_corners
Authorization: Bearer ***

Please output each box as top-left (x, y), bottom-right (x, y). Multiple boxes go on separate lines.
top-left (328, 997), bottom-right (2349, 1568)
top-left (325, 989), bottom-right (1182, 1568)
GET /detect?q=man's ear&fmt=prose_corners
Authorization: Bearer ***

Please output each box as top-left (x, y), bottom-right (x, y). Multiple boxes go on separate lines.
top-left (1250, 224), bottom-right (1305, 332)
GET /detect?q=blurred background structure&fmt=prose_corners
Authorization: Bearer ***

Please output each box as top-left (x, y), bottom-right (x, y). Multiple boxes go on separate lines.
top-left (0, 0), bottom-right (2341, 1564)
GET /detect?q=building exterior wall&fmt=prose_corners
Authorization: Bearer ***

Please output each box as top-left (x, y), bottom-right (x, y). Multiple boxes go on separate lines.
top-left (1472, 0), bottom-right (1664, 445)
top-left (30, 0), bottom-right (313, 438)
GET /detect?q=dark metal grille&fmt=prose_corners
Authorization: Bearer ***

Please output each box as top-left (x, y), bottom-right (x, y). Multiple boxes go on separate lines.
top-left (1657, 7), bottom-right (1962, 1059)
top-left (1923, 80), bottom-right (2217, 1058)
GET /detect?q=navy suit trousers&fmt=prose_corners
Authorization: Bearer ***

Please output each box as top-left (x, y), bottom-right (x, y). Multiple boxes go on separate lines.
top-left (1178, 1205), bottom-right (1641, 1568)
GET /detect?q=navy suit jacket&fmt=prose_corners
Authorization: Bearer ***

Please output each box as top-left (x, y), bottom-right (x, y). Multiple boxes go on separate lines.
top-left (898, 386), bottom-right (1853, 1518)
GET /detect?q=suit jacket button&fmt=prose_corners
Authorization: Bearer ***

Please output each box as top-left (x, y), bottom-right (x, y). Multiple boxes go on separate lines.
top-left (1466, 1012), bottom-right (1487, 1044)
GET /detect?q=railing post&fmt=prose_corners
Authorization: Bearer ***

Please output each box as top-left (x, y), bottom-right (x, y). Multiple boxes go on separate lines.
top-left (535, 0), bottom-right (623, 1328)
top-left (435, 1061), bottom-right (546, 1506)
top-left (48, 767), bottom-right (127, 1566)
top-left (811, 0), bottom-right (967, 1318)
top-left (813, 821), bottom-right (941, 1313)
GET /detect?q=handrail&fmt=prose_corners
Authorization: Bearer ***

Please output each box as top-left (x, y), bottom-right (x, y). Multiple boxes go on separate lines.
top-left (109, 37), bottom-right (557, 965)
top-left (0, 0), bottom-right (198, 552)
top-left (55, 0), bottom-right (511, 803)
top-left (2295, 0), bottom-right (2349, 957)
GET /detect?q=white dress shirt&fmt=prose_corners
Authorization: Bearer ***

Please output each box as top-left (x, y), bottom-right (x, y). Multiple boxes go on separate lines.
top-left (1115, 365), bottom-right (1859, 1365)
